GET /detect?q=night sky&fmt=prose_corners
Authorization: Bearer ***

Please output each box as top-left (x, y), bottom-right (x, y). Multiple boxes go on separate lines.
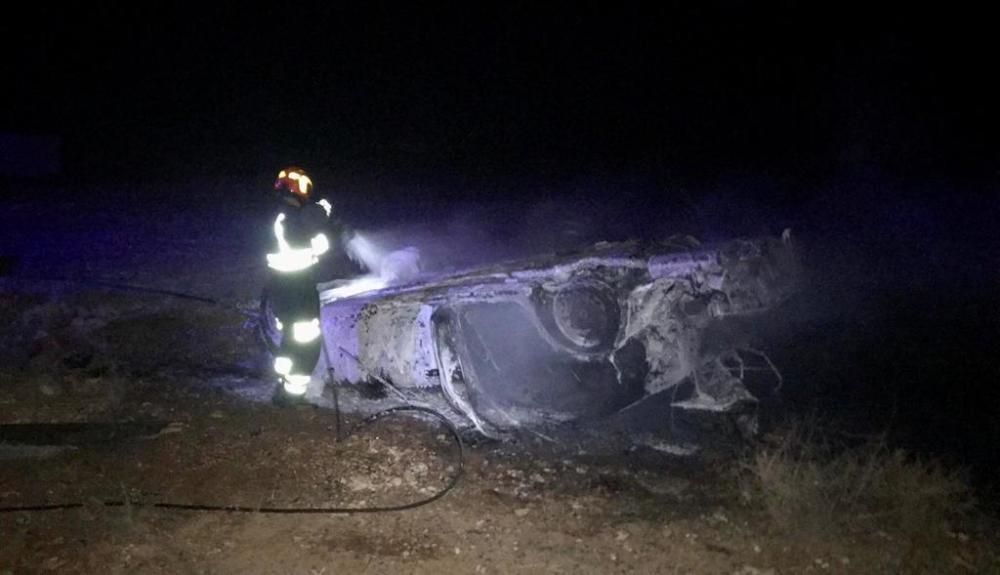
top-left (5, 4), bottom-right (997, 190)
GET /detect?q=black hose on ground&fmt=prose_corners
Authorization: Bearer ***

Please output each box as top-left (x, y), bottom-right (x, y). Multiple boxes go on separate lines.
top-left (0, 274), bottom-right (466, 515)
top-left (0, 405), bottom-right (464, 515)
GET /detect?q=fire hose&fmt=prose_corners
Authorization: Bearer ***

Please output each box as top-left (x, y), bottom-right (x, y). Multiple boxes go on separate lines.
top-left (0, 405), bottom-right (464, 515)
top-left (0, 272), bottom-right (466, 516)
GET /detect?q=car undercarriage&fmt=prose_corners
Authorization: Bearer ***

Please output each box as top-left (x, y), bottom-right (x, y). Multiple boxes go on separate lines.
top-left (264, 231), bottom-right (801, 450)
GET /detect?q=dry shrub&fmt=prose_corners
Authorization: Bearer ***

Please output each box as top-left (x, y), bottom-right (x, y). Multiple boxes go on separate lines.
top-left (740, 420), bottom-right (973, 543)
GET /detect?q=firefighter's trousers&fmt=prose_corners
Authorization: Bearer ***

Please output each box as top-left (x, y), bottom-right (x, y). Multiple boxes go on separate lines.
top-left (269, 268), bottom-right (322, 395)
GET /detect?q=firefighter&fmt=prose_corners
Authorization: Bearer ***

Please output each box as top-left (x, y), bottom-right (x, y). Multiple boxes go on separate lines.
top-left (267, 166), bottom-right (361, 402)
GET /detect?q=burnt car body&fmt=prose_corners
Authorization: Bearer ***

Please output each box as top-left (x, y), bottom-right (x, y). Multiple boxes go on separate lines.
top-left (290, 232), bottom-right (799, 443)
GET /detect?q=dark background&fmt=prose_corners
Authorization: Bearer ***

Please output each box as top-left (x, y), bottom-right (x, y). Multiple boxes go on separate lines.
top-left (3, 4), bottom-right (998, 488)
top-left (4, 3), bottom-right (997, 188)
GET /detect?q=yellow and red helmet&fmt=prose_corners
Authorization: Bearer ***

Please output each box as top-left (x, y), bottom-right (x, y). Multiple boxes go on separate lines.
top-left (273, 166), bottom-right (314, 201)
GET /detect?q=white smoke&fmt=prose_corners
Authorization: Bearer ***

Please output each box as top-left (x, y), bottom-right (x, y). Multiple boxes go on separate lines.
top-left (345, 232), bottom-right (386, 274)
top-left (378, 246), bottom-right (421, 284)
top-left (327, 233), bottom-right (423, 301)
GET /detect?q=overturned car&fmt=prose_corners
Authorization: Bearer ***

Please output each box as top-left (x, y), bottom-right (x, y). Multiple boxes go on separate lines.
top-left (265, 232), bottom-right (799, 445)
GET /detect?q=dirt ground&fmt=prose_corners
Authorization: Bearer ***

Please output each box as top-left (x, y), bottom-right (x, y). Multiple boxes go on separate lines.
top-left (2, 350), bottom-right (993, 575)
top-left (1, 182), bottom-right (998, 574)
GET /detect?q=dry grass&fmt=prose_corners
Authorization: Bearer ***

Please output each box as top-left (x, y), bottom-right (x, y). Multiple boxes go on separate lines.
top-left (741, 421), bottom-right (973, 533)
top-left (738, 419), bottom-right (977, 569)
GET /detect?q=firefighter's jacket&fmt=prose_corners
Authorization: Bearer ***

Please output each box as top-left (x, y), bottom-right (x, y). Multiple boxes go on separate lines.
top-left (266, 199), bottom-right (345, 273)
